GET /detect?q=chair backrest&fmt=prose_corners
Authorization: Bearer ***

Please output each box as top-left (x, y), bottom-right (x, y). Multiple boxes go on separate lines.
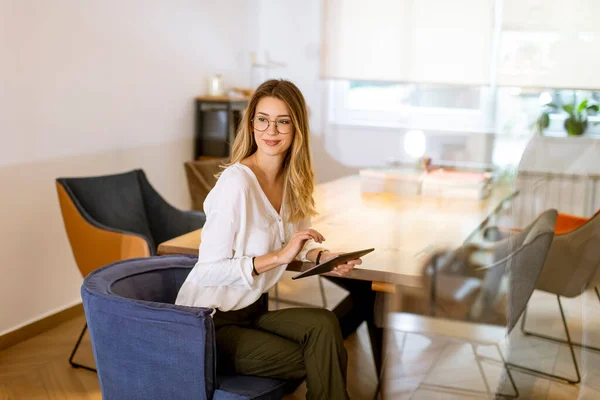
top-left (82, 255), bottom-right (216, 400)
top-left (57, 170), bottom-right (156, 250)
top-left (502, 209), bottom-right (557, 333)
top-left (184, 158), bottom-right (227, 211)
top-left (56, 178), bottom-right (151, 278)
top-left (535, 210), bottom-right (600, 297)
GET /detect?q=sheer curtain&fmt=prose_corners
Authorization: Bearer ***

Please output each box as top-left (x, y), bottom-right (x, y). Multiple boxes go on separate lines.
top-left (321, 0), bottom-right (495, 86)
top-left (497, 0), bottom-right (600, 89)
top-left (322, 0), bottom-right (600, 89)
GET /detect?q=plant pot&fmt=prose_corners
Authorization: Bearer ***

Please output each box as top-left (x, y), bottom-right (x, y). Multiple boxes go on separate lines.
top-left (564, 117), bottom-right (587, 136)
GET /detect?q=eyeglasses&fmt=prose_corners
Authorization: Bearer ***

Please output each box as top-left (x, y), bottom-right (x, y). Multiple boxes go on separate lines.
top-left (251, 116), bottom-right (293, 134)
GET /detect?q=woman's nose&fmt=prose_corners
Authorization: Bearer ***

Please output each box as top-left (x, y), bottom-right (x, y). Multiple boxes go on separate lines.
top-left (265, 122), bottom-right (279, 135)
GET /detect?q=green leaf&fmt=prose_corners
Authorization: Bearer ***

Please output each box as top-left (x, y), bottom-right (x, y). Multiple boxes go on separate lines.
top-left (563, 104), bottom-right (574, 115)
top-left (577, 99), bottom-right (589, 112)
top-left (537, 112), bottom-right (551, 129)
top-left (587, 104), bottom-right (599, 113)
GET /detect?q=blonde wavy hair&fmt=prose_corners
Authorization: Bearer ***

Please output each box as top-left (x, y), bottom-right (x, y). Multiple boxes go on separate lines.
top-left (221, 79), bottom-right (317, 223)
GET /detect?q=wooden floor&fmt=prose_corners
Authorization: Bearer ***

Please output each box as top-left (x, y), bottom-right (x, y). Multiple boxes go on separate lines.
top-left (382, 289), bottom-right (600, 399)
top-left (0, 273), bottom-right (377, 400)
top-left (1, 273), bottom-right (598, 399)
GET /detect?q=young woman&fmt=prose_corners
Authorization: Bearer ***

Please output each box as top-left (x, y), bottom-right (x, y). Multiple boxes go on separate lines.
top-left (176, 79), bottom-right (362, 399)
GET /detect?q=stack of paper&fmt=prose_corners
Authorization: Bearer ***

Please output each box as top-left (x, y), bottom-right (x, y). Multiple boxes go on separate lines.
top-left (359, 168), bottom-right (423, 196)
top-left (421, 169), bottom-right (492, 200)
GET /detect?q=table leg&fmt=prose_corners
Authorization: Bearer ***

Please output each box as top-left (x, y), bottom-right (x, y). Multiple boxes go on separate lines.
top-left (323, 276), bottom-right (382, 377)
top-left (367, 311), bottom-right (384, 377)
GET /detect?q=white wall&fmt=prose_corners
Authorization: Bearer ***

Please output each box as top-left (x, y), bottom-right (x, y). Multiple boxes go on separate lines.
top-left (0, 0), bottom-right (258, 335)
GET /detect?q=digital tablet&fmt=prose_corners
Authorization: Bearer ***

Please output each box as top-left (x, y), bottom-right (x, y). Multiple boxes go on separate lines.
top-left (291, 248), bottom-right (375, 280)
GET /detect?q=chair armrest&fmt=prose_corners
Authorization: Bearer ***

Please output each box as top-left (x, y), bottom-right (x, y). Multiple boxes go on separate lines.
top-left (82, 287), bottom-right (216, 400)
top-left (178, 210), bottom-right (207, 234)
top-left (137, 171), bottom-right (207, 246)
top-left (157, 208), bottom-right (207, 242)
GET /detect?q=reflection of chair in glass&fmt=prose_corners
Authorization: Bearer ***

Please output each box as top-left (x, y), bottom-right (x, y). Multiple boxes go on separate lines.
top-left (56, 169), bottom-right (206, 371)
top-left (184, 159), bottom-right (328, 309)
top-left (382, 209), bottom-right (557, 398)
top-left (485, 210), bottom-right (600, 384)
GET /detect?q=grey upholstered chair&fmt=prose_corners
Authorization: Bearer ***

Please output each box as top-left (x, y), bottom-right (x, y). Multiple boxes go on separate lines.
top-left (57, 169), bottom-right (206, 371)
top-left (486, 210), bottom-right (600, 384)
top-left (381, 209), bottom-right (557, 399)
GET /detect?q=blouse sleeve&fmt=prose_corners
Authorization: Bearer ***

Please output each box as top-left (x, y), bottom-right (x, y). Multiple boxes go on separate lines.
top-left (295, 217), bottom-right (327, 262)
top-left (186, 172), bottom-right (255, 288)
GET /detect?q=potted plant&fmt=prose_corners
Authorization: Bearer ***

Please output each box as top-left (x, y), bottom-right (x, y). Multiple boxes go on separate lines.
top-left (537, 98), bottom-right (600, 136)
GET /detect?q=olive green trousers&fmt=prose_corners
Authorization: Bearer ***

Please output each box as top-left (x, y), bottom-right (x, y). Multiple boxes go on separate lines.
top-left (214, 299), bottom-right (349, 400)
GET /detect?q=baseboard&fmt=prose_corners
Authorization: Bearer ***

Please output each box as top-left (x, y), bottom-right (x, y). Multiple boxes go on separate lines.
top-left (0, 303), bottom-right (84, 351)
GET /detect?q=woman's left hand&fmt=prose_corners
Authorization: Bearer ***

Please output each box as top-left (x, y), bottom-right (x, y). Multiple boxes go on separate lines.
top-left (320, 251), bottom-right (362, 277)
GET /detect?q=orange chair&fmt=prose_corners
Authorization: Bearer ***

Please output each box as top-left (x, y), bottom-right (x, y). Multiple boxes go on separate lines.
top-left (56, 169), bottom-right (205, 371)
top-left (554, 211), bottom-right (599, 235)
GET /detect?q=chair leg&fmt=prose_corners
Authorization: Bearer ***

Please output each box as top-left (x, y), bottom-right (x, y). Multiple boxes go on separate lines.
top-left (509, 295), bottom-right (581, 384)
top-left (69, 322), bottom-right (97, 373)
top-left (521, 287), bottom-right (600, 353)
top-left (410, 337), bottom-right (518, 399)
top-left (471, 344), bottom-right (493, 397)
top-left (495, 343), bottom-right (520, 399)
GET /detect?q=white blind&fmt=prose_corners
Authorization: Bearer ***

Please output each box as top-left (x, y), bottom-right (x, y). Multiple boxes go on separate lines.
top-left (321, 0), bottom-right (495, 86)
top-left (497, 0), bottom-right (600, 89)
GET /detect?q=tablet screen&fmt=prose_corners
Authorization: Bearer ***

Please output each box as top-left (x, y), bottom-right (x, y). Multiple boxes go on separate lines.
top-left (291, 248), bottom-right (374, 280)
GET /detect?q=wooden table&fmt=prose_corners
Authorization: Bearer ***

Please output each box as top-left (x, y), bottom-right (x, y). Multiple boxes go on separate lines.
top-left (158, 175), bottom-right (514, 291)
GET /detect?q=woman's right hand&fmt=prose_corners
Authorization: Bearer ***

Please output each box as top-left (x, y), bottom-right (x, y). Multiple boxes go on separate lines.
top-left (277, 229), bottom-right (325, 264)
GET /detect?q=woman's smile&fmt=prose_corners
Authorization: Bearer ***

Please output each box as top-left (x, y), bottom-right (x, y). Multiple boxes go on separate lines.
top-left (263, 139), bottom-right (282, 147)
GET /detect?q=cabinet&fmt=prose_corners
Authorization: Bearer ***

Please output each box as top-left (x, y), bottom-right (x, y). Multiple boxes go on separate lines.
top-left (194, 96), bottom-right (249, 159)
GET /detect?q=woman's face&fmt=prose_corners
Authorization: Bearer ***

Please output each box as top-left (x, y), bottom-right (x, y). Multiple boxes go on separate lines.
top-left (252, 96), bottom-right (294, 158)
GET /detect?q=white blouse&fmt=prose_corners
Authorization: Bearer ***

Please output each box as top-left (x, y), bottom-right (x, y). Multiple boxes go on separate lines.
top-left (175, 163), bottom-right (323, 312)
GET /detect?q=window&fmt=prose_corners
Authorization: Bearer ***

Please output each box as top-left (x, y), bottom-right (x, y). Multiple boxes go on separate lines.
top-left (346, 82), bottom-right (481, 111)
top-left (495, 88), bottom-right (600, 137)
top-left (331, 81), bottom-right (600, 136)
top-left (329, 81), bottom-right (494, 133)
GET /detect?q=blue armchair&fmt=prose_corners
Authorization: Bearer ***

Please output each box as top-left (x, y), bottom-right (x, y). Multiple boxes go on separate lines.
top-left (82, 255), bottom-right (301, 400)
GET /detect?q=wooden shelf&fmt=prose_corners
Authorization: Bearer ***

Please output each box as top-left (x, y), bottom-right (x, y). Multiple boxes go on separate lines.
top-left (195, 95), bottom-right (249, 102)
